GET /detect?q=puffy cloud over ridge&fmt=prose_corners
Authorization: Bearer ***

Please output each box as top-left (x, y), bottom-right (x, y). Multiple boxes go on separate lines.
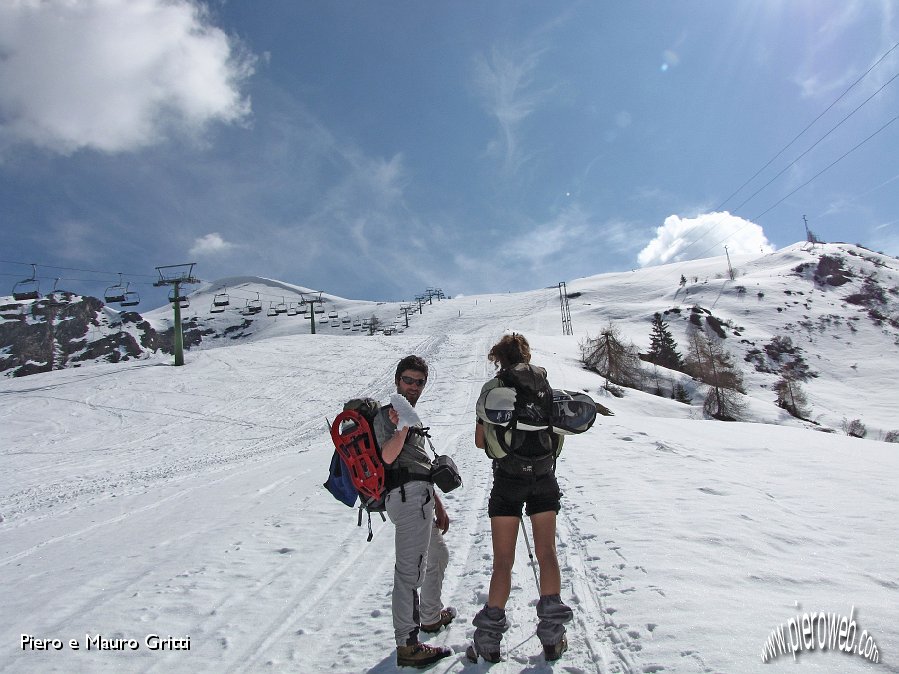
top-left (0, 0), bottom-right (255, 155)
top-left (638, 211), bottom-right (775, 267)
top-left (190, 232), bottom-right (236, 257)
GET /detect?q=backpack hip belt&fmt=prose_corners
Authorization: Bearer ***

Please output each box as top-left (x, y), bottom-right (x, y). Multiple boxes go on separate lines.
top-left (384, 467), bottom-right (433, 492)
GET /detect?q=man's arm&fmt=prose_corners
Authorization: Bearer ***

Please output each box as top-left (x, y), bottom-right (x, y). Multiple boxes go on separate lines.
top-left (434, 492), bottom-right (450, 534)
top-left (380, 406), bottom-right (408, 465)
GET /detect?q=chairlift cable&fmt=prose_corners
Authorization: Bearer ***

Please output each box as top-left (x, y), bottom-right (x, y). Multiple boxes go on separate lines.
top-left (0, 259), bottom-right (158, 279)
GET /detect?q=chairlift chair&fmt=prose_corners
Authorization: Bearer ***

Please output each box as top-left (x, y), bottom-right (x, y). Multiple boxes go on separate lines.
top-left (328, 310), bottom-right (338, 319)
top-left (120, 283), bottom-right (140, 307)
top-left (168, 289), bottom-right (189, 308)
top-left (12, 264), bottom-right (41, 301)
top-left (287, 303), bottom-right (298, 316)
top-left (341, 314), bottom-right (351, 323)
top-left (248, 294), bottom-right (263, 314)
top-left (330, 319), bottom-right (340, 327)
top-left (213, 291), bottom-right (230, 307)
top-left (104, 274), bottom-right (127, 304)
top-left (275, 298), bottom-right (288, 314)
top-left (267, 303), bottom-right (278, 317)
top-left (314, 305), bottom-right (325, 314)
top-left (210, 301), bottom-right (225, 314)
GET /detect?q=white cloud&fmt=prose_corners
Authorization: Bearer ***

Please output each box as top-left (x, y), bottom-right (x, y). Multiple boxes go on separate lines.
top-left (0, 0), bottom-right (255, 155)
top-left (473, 43), bottom-right (553, 174)
top-left (869, 223), bottom-right (899, 257)
top-left (506, 205), bottom-right (590, 265)
top-left (190, 232), bottom-right (236, 257)
top-left (638, 211), bottom-right (774, 267)
top-left (615, 111), bottom-right (632, 128)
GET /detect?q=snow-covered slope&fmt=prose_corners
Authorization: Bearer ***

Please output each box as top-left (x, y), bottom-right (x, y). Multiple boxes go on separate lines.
top-left (1, 243), bottom-right (897, 673)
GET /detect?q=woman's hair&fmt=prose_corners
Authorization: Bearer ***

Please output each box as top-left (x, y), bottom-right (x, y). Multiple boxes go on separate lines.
top-left (395, 354), bottom-right (428, 382)
top-left (487, 333), bottom-right (531, 371)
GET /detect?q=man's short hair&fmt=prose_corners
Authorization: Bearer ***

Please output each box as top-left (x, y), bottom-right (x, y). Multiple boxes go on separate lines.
top-left (396, 355), bottom-right (428, 382)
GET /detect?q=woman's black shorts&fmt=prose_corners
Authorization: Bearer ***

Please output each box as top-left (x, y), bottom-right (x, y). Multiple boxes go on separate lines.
top-left (487, 463), bottom-right (561, 518)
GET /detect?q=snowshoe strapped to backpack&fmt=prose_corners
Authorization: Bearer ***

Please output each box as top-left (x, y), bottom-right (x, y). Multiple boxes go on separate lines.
top-left (550, 389), bottom-right (598, 434)
top-left (325, 398), bottom-right (387, 540)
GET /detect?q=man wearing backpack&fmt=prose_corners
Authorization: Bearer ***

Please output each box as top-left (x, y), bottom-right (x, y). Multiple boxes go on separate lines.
top-left (372, 355), bottom-right (455, 668)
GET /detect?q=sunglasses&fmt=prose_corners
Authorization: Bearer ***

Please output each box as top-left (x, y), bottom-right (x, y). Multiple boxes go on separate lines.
top-left (400, 375), bottom-right (427, 387)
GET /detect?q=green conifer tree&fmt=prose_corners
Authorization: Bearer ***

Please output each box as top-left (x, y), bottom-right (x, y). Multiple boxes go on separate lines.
top-left (647, 313), bottom-right (684, 371)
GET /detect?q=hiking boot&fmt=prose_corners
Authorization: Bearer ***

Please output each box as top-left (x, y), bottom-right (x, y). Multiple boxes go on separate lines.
top-left (543, 634), bottom-right (568, 662)
top-left (421, 606), bottom-right (457, 633)
top-left (396, 642), bottom-right (452, 668)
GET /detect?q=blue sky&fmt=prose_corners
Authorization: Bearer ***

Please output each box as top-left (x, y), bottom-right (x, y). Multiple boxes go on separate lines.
top-left (2, 1), bottom-right (898, 307)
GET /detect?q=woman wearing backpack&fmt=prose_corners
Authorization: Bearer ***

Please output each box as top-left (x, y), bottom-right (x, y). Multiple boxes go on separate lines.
top-left (469, 333), bottom-right (573, 663)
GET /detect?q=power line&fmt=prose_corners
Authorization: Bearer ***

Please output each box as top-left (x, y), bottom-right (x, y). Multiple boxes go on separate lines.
top-left (628, 113), bottom-right (899, 293)
top-left (716, 38), bottom-right (899, 211)
top-left (731, 68), bottom-right (899, 214)
top-left (751, 114), bottom-right (899, 221)
top-left (628, 44), bottom-right (899, 292)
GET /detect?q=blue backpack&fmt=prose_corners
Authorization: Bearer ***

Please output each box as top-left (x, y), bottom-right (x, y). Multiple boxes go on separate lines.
top-left (323, 451), bottom-right (360, 507)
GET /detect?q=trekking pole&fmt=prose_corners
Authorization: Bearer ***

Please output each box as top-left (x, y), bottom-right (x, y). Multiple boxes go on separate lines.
top-left (520, 518), bottom-right (541, 595)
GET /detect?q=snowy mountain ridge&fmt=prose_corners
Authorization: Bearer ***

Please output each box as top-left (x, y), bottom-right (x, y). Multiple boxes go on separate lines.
top-left (2, 241), bottom-right (898, 438)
